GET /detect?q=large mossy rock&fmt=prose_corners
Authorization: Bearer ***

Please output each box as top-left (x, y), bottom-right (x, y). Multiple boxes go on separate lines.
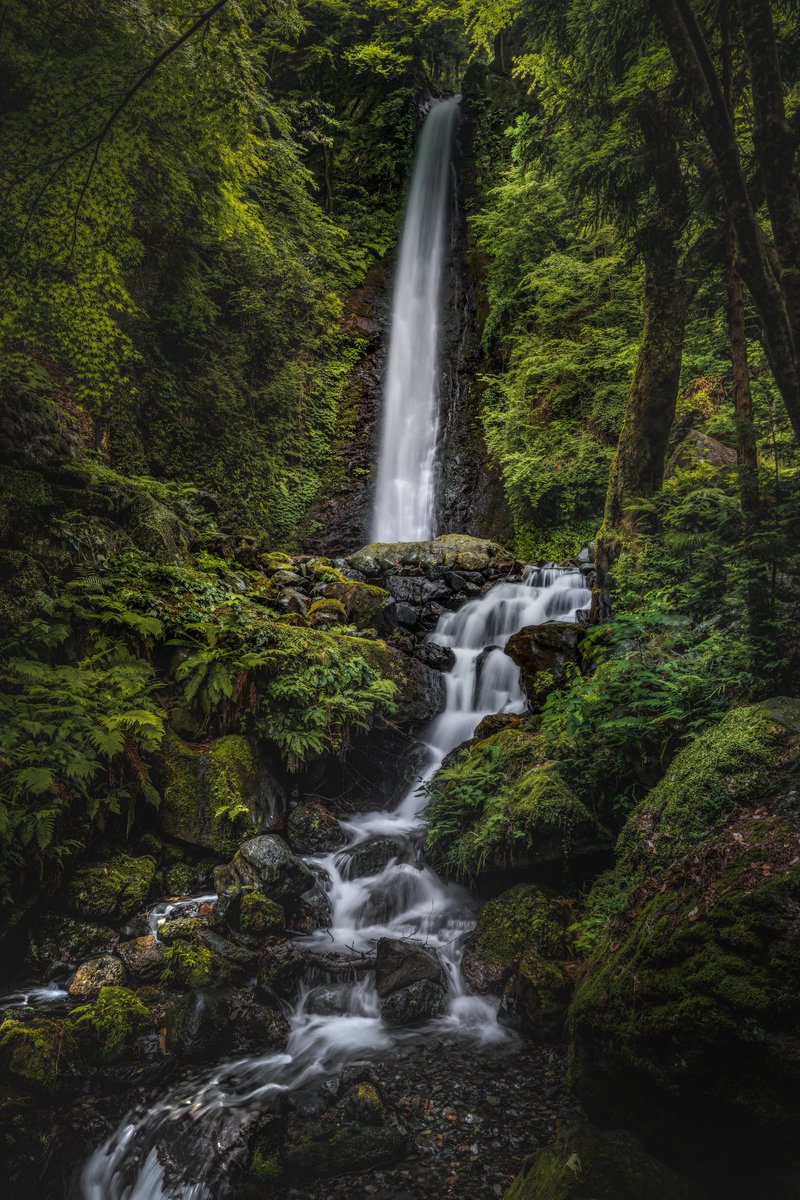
top-left (0, 1010), bottom-right (85, 1096)
top-left (157, 733), bottom-right (285, 858)
top-left (68, 986), bottom-right (153, 1064)
top-left (215, 835), bottom-right (314, 904)
top-left (425, 727), bottom-right (609, 887)
top-left (569, 698), bottom-right (800, 1194)
top-left (322, 580), bottom-right (397, 633)
top-left (505, 1123), bottom-right (703, 1200)
top-left (504, 623), bottom-right (584, 707)
top-left (464, 884), bottom-right (574, 1041)
top-left (348, 533), bottom-right (513, 576)
top-left (286, 801), bottom-right (344, 855)
top-left (26, 913), bottom-right (118, 975)
top-left (62, 853), bottom-right (157, 922)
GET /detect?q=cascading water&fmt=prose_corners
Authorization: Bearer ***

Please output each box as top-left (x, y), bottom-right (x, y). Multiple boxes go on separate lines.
top-left (79, 568), bottom-right (590, 1200)
top-left (371, 97), bottom-right (460, 543)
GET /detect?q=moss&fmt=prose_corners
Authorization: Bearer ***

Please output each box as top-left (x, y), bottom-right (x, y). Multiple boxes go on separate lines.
top-left (69, 986), bottom-right (152, 1063)
top-left (474, 884), bottom-right (569, 968)
top-left (158, 732), bottom-right (260, 858)
top-left (308, 598), bottom-right (347, 625)
top-left (323, 581), bottom-right (391, 629)
top-left (160, 941), bottom-right (217, 989)
top-left (239, 891), bottom-right (284, 938)
top-left (63, 853), bottom-right (157, 922)
top-left (348, 534), bottom-right (512, 575)
top-left (0, 1013), bottom-right (82, 1095)
top-left (165, 862), bottom-right (196, 894)
top-left (250, 1148), bottom-right (282, 1181)
top-left (260, 551), bottom-right (294, 572)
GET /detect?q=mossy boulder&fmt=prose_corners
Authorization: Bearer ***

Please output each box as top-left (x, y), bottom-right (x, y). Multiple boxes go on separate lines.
top-left (506, 1123), bottom-right (703, 1200)
top-left (286, 801), bottom-right (345, 855)
top-left (63, 853), bottom-right (157, 922)
top-left (308, 597), bottom-right (348, 627)
top-left (425, 728), bottom-right (609, 886)
top-left (69, 986), bottom-right (153, 1064)
top-left (323, 580), bottom-right (396, 632)
top-left (166, 989), bottom-right (229, 1062)
top-left (160, 941), bottom-right (219, 990)
top-left (26, 913), bottom-right (118, 974)
top-left (348, 533), bottom-right (513, 576)
top-left (214, 835), bottom-right (314, 904)
top-left (504, 622), bottom-right (584, 707)
top-left (157, 733), bottom-right (285, 858)
top-left (116, 934), bottom-right (166, 981)
top-left (238, 891), bottom-right (284, 938)
top-left (280, 1084), bottom-right (407, 1182)
top-left (67, 955), bottom-right (126, 999)
top-left (569, 698), bottom-right (800, 1193)
top-left (0, 1011), bottom-right (84, 1095)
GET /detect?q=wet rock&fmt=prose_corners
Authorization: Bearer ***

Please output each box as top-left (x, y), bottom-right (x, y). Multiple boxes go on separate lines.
top-left (506, 1122), bottom-right (704, 1200)
top-left (159, 915), bottom-right (210, 943)
top-left (257, 942), bottom-right (305, 1002)
top-left (348, 534), bottom-right (513, 576)
top-left (304, 986), bottom-right (350, 1016)
top-left (281, 1103), bottom-right (407, 1181)
top-left (395, 600), bottom-right (419, 628)
top-left (227, 989), bottom-right (290, 1055)
top-left (289, 885), bottom-right (332, 934)
top-left (214, 835), bottom-right (314, 904)
top-left (504, 621), bottom-right (584, 706)
top-left (238, 891), bottom-right (284, 938)
top-left (0, 1010), bottom-right (85, 1095)
top-left (414, 640), bottom-right (456, 673)
top-left (375, 937), bottom-right (447, 997)
top-left (391, 652), bottom-right (447, 726)
top-left (67, 955), bottom-right (126, 1000)
top-left (68, 985), bottom-right (153, 1064)
top-left (116, 934), bottom-right (166, 981)
top-left (286, 801), bottom-right (345, 855)
top-left (322, 580), bottom-right (397, 633)
top-left (26, 913), bottom-right (118, 976)
top-left (337, 834), bottom-right (408, 880)
top-left (380, 977), bottom-right (447, 1026)
top-left (385, 575), bottom-right (450, 607)
top-left (498, 955), bottom-right (573, 1042)
top-left (160, 941), bottom-right (221, 990)
top-left (62, 853), bottom-right (157, 923)
top-left (166, 989), bottom-right (229, 1062)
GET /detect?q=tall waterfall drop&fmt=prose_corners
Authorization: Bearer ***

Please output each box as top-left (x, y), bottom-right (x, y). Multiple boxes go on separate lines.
top-left (371, 97), bottom-right (460, 543)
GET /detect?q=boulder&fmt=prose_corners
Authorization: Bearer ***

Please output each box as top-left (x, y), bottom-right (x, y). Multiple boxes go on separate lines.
top-left (63, 854), bottom-right (157, 923)
top-left (504, 622), bottom-right (583, 706)
top-left (27, 914), bottom-right (118, 975)
top-left (666, 429), bottom-right (737, 475)
top-left (506, 1123), bottom-right (704, 1200)
top-left (304, 987), bottom-right (349, 1016)
top-left (380, 978), bottom-right (447, 1026)
top-left (67, 955), bottom-right (126, 1000)
top-left (0, 1010), bottom-right (84, 1095)
top-left (569, 698), bottom-right (800, 1192)
top-left (160, 941), bottom-right (220, 990)
top-left (414, 641), bottom-right (456, 673)
top-left (464, 884), bottom-right (574, 1041)
top-left (322, 581), bottom-right (397, 634)
top-left (167, 990), bottom-right (229, 1062)
top-left (158, 733), bottom-right (285, 859)
top-left (238, 892), bottom-right (284, 939)
top-left (227, 989), bottom-right (290, 1055)
top-left (257, 942), bottom-right (305, 1002)
top-left (348, 534), bottom-right (513, 577)
top-left (214, 835), bottom-right (314, 904)
top-left (116, 934), bottom-right (166, 982)
top-left (69, 986), bottom-right (153, 1064)
top-left (337, 834), bottom-right (408, 880)
top-left (286, 802), bottom-right (344, 855)
top-left (279, 1082), bottom-right (407, 1182)
top-left (375, 937), bottom-right (447, 997)
top-left (288, 885), bottom-right (332, 934)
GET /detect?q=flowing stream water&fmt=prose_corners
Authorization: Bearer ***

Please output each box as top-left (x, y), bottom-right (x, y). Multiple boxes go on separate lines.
top-left (78, 568), bottom-right (590, 1199)
top-left (371, 97), bottom-right (460, 543)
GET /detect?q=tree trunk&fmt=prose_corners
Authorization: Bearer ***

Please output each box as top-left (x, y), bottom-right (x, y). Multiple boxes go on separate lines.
top-left (651, 0), bottom-right (800, 441)
top-left (725, 220), bottom-right (759, 514)
top-left (604, 246), bottom-right (689, 529)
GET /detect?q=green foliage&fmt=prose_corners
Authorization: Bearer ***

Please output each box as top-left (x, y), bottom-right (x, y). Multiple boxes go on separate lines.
top-left (161, 941), bottom-right (217, 989)
top-left (70, 986), bottom-right (152, 1062)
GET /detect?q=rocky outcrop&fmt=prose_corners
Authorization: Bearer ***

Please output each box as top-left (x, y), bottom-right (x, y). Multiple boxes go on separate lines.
top-left (569, 698), bottom-right (800, 1195)
top-left (213, 835), bottom-right (314, 904)
top-left (375, 937), bottom-right (448, 1026)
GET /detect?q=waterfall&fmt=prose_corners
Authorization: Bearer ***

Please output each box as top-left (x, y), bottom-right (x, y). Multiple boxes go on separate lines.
top-left (78, 569), bottom-right (590, 1200)
top-left (371, 98), bottom-right (460, 544)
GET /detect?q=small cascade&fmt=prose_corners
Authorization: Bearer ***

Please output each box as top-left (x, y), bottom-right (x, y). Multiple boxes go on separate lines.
top-left (79, 568), bottom-right (590, 1200)
top-left (371, 98), bottom-right (460, 543)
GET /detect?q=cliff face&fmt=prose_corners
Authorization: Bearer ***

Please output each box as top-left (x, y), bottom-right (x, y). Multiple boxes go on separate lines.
top-left (304, 100), bottom-right (511, 557)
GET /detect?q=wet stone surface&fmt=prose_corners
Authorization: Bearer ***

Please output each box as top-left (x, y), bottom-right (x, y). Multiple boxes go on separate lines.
top-left (275, 1037), bottom-right (580, 1199)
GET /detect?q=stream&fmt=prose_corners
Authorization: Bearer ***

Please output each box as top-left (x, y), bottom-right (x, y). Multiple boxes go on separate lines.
top-left (78, 567), bottom-right (590, 1199)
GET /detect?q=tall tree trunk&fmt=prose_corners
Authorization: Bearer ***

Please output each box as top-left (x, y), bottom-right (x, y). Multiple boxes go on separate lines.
top-left (726, 219), bottom-right (759, 514)
top-left (651, 0), bottom-right (800, 441)
top-left (604, 246), bottom-right (689, 529)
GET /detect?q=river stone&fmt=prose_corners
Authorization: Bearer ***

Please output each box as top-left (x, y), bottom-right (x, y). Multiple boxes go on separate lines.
top-left (278, 587), bottom-right (310, 616)
top-left (67, 955), bottom-right (126, 1000)
top-left (375, 937), bottom-right (447, 997)
top-left (504, 621), bottom-right (584, 706)
top-left (286, 802), bottom-right (344, 855)
top-left (167, 990), bottom-right (229, 1062)
top-left (257, 942), bottom-right (305, 1002)
top-left (26, 913), bottom-right (119, 975)
top-left (304, 986), bottom-right (349, 1016)
top-left (506, 1122), bottom-right (704, 1200)
top-left (394, 601), bottom-right (419, 628)
top-left (336, 834), bottom-right (408, 880)
top-left (289, 885), bottom-right (332, 934)
top-left (227, 989), bottom-right (290, 1055)
top-left (116, 934), bottom-right (166, 981)
top-left (214, 835), bottom-right (314, 903)
top-left (380, 978), bottom-right (447, 1026)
